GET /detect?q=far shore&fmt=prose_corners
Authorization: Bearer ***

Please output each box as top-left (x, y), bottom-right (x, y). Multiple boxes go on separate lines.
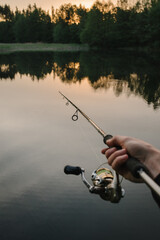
top-left (0, 43), bottom-right (90, 53)
top-left (0, 43), bottom-right (159, 55)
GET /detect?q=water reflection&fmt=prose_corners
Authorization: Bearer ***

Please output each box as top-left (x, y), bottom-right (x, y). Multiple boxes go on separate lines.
top-left (0, 51), bottom-right (160, 108)
top-left (0, 51), bottom-right (159, 240)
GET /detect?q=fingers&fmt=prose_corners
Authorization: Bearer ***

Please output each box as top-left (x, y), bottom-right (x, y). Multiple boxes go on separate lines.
top-left (101, 147), bottom-right (128, 169)
top-left (104, 147), bottom-right (118, 160)
top-left (107, 148), bottom-right (128, 165)
top-left (101, 147), bottom-right (116, 156)
top-left (111, 153), bottom-right (128, 170)
top-left (106, 135), bottom-right (127, 148)
top-left (101, 148), bottom-right (108, 154)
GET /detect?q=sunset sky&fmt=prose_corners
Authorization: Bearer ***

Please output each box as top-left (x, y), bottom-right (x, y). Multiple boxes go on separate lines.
top-left (2, 0), bottom-right (96, 11)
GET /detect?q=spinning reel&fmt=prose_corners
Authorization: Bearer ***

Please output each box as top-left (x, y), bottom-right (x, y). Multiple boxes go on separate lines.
top-left (64, 165), bottom-right (125, 203)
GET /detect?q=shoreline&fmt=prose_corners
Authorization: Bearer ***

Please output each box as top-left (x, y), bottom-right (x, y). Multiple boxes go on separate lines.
top-left (0, 43), bottom-right (90, 53)
top-left (0, 43), bottom-right (159, 55)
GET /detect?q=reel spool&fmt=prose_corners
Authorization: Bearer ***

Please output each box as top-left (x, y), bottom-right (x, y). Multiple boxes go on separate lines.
top-left (91, 168), bottom-right (113, 187)
top-left (91, 167), bottom-right (118, 201)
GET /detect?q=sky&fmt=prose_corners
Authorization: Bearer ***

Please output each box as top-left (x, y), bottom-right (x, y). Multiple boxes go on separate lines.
top-left (1, 0), bottom-right (96, 11)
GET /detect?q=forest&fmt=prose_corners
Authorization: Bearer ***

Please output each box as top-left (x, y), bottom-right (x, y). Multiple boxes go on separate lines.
top-left (0, 0), bottom-right (160, 49)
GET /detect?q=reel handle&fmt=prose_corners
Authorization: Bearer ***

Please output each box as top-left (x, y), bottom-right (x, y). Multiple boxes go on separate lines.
top-left (64, 165), bottom-right (82, 175)
top-left (103, 135), bottom-right (148, 178)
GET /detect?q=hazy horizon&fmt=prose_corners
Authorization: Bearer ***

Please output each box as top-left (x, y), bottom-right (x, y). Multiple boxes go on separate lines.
top-left (1, 0), bottom-right (96, 11)
top-left (1, 0), bottom-right (119, 12)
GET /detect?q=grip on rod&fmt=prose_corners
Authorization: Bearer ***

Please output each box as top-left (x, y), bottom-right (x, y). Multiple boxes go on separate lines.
top-left (64, 165), bottom-right (82, 175)
top-left (103, 134), bottom-right (148, 178)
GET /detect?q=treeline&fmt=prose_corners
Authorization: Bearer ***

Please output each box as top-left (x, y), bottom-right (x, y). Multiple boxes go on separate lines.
top-left (0, 0), bottom-right (160, 49)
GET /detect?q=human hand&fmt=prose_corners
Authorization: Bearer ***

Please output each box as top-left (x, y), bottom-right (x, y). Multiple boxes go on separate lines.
top-left (101, 136), bottom-right (160, 182)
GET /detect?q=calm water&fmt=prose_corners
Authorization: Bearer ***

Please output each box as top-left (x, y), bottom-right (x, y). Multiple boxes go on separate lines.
top-left (0, 51), bottom-right (159, 240)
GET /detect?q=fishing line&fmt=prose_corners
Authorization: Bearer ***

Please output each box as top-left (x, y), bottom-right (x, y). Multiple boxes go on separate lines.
top-left (64, 99), bottom-right (99, 162)
top-left (75, 115), bottom-right (103, 166)
top-left (63, 93), bottom-right (102, 165)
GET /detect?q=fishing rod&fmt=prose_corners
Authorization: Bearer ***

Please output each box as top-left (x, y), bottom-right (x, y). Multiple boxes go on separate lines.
top-left (59, 91), bottom-right (160, 201)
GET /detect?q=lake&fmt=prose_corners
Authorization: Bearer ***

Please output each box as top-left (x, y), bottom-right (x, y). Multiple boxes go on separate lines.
top-left (0, 51), bottom-right (159, 240)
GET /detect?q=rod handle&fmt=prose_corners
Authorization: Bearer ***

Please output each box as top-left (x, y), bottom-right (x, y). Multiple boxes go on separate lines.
top-left (64, 165), bottom-right (82, 175)
top-left (103, 135), bottom-right (148, 178)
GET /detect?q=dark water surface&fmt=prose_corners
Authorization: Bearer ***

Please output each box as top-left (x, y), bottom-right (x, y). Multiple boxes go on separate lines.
top-left (0, 51), bottom-right (159, 240)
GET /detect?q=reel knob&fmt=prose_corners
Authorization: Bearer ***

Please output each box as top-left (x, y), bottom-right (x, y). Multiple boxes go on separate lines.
top-left (64, 165), bottom-right (82, 175)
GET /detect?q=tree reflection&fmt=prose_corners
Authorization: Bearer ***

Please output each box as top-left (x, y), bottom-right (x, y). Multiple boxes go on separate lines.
top-left (0, 51), bottom-right (160, 109)
top-left (52, 52), bottom-right (81, 83)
